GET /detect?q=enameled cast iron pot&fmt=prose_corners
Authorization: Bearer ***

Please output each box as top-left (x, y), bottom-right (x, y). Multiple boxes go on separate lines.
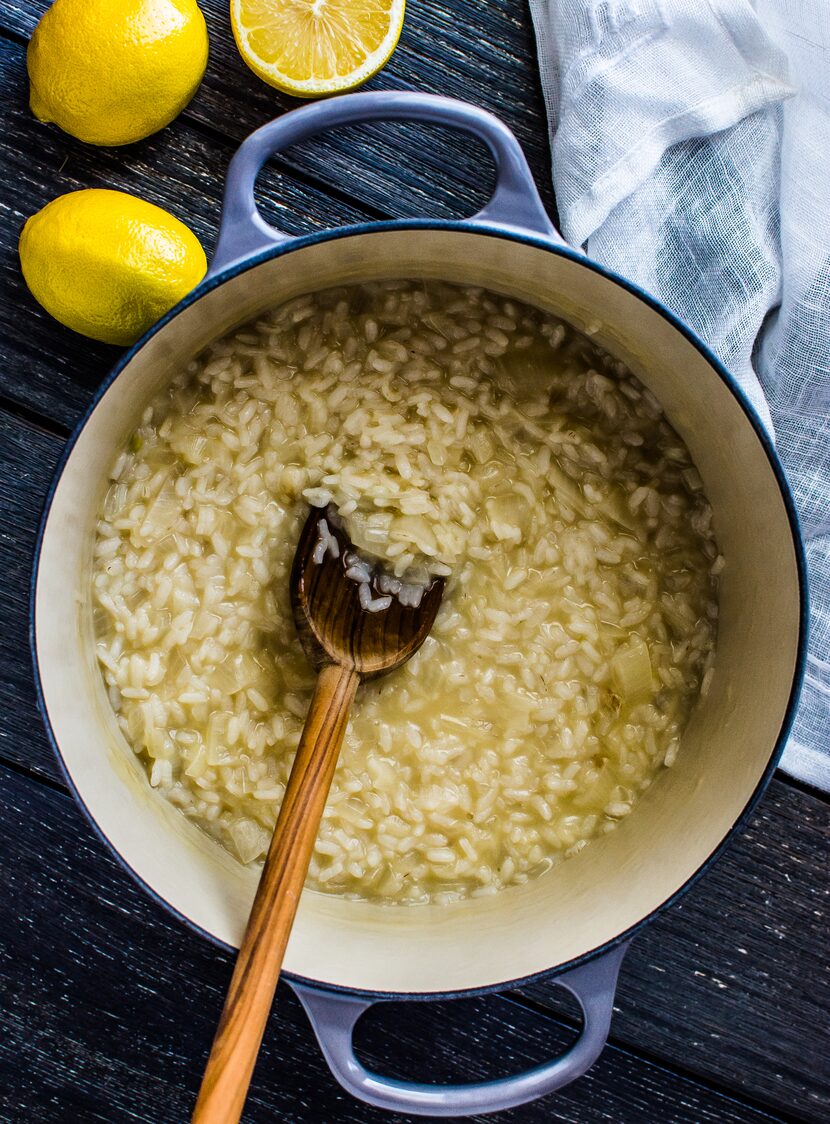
top-left (31, 93), bottom-right (808, 1116)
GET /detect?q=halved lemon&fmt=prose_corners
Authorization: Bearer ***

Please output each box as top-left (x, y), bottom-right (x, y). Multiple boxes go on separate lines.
top-left (231, 0), bottom-right (405, 97)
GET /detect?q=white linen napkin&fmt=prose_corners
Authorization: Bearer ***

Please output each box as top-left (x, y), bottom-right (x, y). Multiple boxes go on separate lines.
top-left (529, 0), bottom-right (830, 788)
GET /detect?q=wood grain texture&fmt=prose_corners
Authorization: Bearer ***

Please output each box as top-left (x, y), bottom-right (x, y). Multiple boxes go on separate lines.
top-left (0, 408), bottom-right (62, 782)
top-left (0, 763), bottom-right (790, 1124)
top-left (194, 663), bottom-right (360, 1123)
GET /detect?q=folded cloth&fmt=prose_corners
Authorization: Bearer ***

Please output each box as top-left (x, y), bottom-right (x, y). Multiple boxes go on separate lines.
top-left (529, 0), bottom-right (830, 788)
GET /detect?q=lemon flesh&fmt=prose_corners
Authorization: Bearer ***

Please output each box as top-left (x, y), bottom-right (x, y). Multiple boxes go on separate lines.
top-left (231, 0), bottom-right (405, 97)
top-left (27, 0), bottom-right (209, 146)
top-left (19, 189), bottom-right (207, 346)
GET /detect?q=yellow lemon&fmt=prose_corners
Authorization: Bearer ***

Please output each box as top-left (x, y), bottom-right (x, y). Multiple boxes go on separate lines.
top-left (231, 0), bottom-right (405, 98)
top-left (27, 0), bottom-right (209, 146)
top-left (19, 189), bottom-right (207, 346)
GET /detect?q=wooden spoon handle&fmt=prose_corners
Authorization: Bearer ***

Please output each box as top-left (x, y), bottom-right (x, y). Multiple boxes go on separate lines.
top-left (192, 662), bottom-right (360, 1124)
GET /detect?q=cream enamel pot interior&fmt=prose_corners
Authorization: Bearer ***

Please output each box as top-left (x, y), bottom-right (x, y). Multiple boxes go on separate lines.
top-left (31, 93), bottom-right (807, 1117)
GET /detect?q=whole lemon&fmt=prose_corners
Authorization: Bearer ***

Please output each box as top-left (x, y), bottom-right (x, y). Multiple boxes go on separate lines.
top-left (27, 0), bottom-right (209, 146)
top-left (19, 189), bottom-right (207, 346)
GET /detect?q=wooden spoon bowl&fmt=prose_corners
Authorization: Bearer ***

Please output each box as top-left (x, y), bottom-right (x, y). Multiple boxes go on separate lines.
top-left (292, 505), bottom-right (445, 677)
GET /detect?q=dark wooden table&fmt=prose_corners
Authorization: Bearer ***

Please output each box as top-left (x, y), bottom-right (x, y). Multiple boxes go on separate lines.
top-left (1, 2), bottom-right (828, 1121)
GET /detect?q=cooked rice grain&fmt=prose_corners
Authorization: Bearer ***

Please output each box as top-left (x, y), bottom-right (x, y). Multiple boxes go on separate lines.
top-left (93, 280), bottom-right (719, 903)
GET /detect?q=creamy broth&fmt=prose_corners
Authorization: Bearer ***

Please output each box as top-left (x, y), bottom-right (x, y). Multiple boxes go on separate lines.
top-left (92, 281), bottom-right (719, 904)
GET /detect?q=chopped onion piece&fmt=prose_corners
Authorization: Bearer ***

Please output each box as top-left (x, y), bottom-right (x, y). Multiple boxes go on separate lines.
top-left (212, 652), bottom-right (262, 694)
top-left (611, 636), bottom-right (653, 701)
top-left (140, 478), bottom-right (179, 538)
top-left (229, 818), bottom-right (270, 864)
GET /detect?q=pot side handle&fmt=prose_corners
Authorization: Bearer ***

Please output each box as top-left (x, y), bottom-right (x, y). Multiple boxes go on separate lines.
top-left (208, 91), bottom-right (564, 277)
top-left (289, 941), bottom-right (629, 1118)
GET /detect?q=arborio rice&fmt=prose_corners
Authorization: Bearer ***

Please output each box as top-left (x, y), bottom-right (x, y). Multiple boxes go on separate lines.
top-left (93, 281), bottom-right (720, 905)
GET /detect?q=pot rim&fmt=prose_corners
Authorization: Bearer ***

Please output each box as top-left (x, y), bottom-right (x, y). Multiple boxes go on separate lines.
top-left (29, 219), bottom-right (809, 1001)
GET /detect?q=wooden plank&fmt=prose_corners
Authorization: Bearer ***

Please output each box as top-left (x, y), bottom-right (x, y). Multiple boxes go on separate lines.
top-left (1, 403), bottom-right (828, 1117)
top-left (0, 409), bottom-right (65, 781)
top-left (0, 36), bottom-right (373, 429)
top-left (1, 0), bottom-right (557, 223)
top-left (0, 762), bottom-right (782, 1124)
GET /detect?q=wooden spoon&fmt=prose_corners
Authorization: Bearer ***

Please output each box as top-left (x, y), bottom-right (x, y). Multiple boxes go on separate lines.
top-left (192, 505), bottom-right (444, 1123)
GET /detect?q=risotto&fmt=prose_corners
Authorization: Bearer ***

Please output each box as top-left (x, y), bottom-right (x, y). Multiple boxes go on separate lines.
top-left (92, 281), bottom-right (720, 904)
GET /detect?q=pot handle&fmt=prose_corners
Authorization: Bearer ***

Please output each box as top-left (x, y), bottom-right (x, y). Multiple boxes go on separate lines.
top-left (289, 941), bottom-right (628, 1117)
top-left (209, 91), bottom-right (563, 276)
